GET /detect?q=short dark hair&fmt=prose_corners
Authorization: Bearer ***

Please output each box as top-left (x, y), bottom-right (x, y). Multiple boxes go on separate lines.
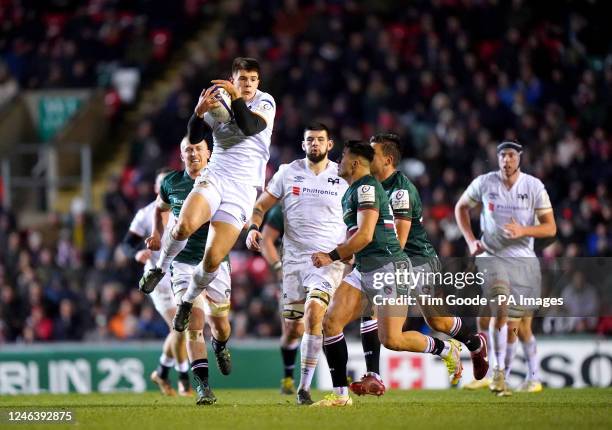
top-left (344, 140), bottom-right (374, 163)
top-left (370, 132), bottom-right (402, 167)
top-left (232, 57), bottom-right (260, 75)
top-left (304, 122), bottom-right (330, 138)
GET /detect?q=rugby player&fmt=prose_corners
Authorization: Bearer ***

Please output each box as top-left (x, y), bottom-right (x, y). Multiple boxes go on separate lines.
top-left (455, 141), bottom-right (556, 395)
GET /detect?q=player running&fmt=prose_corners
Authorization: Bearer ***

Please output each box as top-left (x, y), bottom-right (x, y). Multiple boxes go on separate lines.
top-left (455, 141), bottom-right (556, 396)
top-left (247, 125), bottom-right (385, 404)
top-left (145, 137), bottom-right (232, 405)
top-left (138, 57), bottom-right (276, 336)
top-left (349, 133), bottom-right (488, 395)
top-left (311, 141), bottom-right (462, 407)
top-left (122, 169), bottom-right (192, 397)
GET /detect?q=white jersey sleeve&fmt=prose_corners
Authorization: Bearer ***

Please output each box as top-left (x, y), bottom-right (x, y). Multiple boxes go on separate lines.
top-left (250, 95), bottom-right (276, 126)
top-left (129, 206), bottom-right (150, 238)
top-left (534, 180), bottom-right (553, 214)
top-left (465, 175), bottom-right (484, 204)
top-left (266, 164), bottom-right (288, 199)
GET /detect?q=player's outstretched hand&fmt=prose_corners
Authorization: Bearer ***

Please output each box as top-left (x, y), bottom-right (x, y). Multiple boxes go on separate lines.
top-left (195, 86), bottom-right (220, 117)
top-left (468, 239), bottom-right (485, 256)
top-left (503, 217), bottom-right (525, 239)
top-left (312, 252), bottom-right (332, 268)
top-left (145, 234), bottom-right (161, 251)
top-left (246, 229), bottom-right (263, 252)
top-left (211, 79), bottom-right (241, 100)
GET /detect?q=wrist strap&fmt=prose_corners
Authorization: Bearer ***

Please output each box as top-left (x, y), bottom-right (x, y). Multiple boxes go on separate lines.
top-left (248, 224), bottom-right (259, 233)
top-left (328, 249), bottom-right (341, 261)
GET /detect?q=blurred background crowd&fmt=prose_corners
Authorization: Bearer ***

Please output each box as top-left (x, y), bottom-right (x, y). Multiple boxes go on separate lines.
top-left (0, 0), bottom-right (610, 343)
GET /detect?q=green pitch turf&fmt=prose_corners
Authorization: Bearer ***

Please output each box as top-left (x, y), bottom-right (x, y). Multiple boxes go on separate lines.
top-left (1, 388), bottom-right (610, 430)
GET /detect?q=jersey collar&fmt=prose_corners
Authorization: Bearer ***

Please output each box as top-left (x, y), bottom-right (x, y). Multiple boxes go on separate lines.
top-left (380, 170), bottom-right (400, 189)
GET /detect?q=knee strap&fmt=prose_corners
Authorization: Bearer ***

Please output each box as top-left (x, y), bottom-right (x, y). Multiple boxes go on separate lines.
top-left (282, 302), bottom-right (305, 320)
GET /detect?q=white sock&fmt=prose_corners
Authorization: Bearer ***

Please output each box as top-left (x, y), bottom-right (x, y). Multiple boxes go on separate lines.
top-left (157, 235), bottom-right (188, 272)
top-left (332, 386), bottom-right (348, 396)
top-left (175, 360), bottom-right (189, 373)
top-left (504, 341), bottom-right (517, 379)
top-left (160, 353), bottom-right (175, 367)
top-left (522, 335), bottom-right (540, 381)
top-left (182, 263), bottom-right (218, 303)
top-left (491, 320), bottom-right (508, 371)
top-left (298, 333), bottom-right (322, 391)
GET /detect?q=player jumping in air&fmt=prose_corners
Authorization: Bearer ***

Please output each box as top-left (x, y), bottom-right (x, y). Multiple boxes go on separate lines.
top-left (138, 57), bottom-right (275, 338)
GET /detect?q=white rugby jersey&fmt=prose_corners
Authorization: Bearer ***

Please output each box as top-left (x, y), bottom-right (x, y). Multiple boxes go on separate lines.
top-left (465, 171), bottom-right (552, 258)
top-left (129, 200), bottom-right (176, 270)
top-left (204, 89), bottom-right (276, 188)
top-left (129, 200), bottom-right (159, 271)
top-left (266, 159), bottom-right (348, 262)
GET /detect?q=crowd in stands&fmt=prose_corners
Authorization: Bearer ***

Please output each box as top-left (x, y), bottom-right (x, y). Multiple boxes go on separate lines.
top-left (1, 0), bottom-right (611, 342)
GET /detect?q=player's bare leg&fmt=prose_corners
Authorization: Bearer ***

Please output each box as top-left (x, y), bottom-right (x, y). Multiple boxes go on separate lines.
top-left (185, 298), bottom-right (216, 405)
top-left (312, 282), bottom-right (363, 407)
top-left (279, 317), bottom-right (303, 394)
top-left (207, 309), bottom-right (232, 376)
top-left (296, 296), bottom-right (327, 403)
top-left (517, 316), bottom-right (543, 392)
top-left (140, 192), bottom-right (212, 293)
top-left (174, 221), bottom-right (240, 331)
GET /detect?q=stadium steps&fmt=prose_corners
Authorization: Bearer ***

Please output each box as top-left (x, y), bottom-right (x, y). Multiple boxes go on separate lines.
top-left (55, 21), bottom-right (224, 212)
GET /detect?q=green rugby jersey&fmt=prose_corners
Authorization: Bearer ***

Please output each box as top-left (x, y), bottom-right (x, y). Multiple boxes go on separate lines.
top-left (160, 170), bottom-right (228, 266)
top-left (263, 203), bottom-right (284, 237)
top-left (342, 174), bottom-right (405, 271)
top-left (381, 171), bottom-right (437, 263)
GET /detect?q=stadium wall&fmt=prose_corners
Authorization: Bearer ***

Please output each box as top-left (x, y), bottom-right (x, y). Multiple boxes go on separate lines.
top-left (0, 338), bottom-right (610, 394)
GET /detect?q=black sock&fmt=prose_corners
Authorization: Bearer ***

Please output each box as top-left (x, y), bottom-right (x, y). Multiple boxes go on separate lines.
top-left (323, 333), bottom-right (348, 388)
top-left (191, 359), bottom-right (208, 383)
top-left (280, 345), bottom-right (298, 378)
top-left (212, 337), bottom-right (228, 354)
top-left (450, 317), bottom-right (482, 352)
top-left (431, 337), bottom-right (446, 356)
top-left (179, 371), bottom-right (190, 384)
top-left (156, 363), bottom-right (171, 380)
top-left (360, 317), bottom-right (381, 374)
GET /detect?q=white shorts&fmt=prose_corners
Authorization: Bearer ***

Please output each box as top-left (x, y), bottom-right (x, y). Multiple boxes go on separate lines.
top-left (476, 257), bottom-right (542, 318)
top-left (191, 167), bottom-right (258, 230)
top-left (282, 260), bottom-right (345, 304)
top-left (149, 271), bottom-right (176, 316)
top-left (171, 260), bottom-right (232, 317)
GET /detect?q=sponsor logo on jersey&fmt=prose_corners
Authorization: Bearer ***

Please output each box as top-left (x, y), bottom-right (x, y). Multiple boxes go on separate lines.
top-left (488, 192), bottom-right (498, 199)
top-left (293, 176), bottom-right (305, 183)
top-left (292, 186), bottom-right (301, 195)
top-left (517, 193), bottom-right (528, 200)
top-left (488, 202), bottom-right (495, 211)
top-left (240, 213), bottom-right (247, 223)
top-left (328, 177), bottom-right (340, 185)
top-left (300, 187), bottom-right (338, 197)
top-left (358, 185), bottom-right (376, 203)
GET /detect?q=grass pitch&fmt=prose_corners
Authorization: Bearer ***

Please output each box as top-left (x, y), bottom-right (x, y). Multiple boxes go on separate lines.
top-left (1, 388), bottom-right (610, 430)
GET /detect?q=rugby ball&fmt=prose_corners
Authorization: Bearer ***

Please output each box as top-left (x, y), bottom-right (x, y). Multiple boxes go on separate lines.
top-left (208, 86), bottom-right (232, 123)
